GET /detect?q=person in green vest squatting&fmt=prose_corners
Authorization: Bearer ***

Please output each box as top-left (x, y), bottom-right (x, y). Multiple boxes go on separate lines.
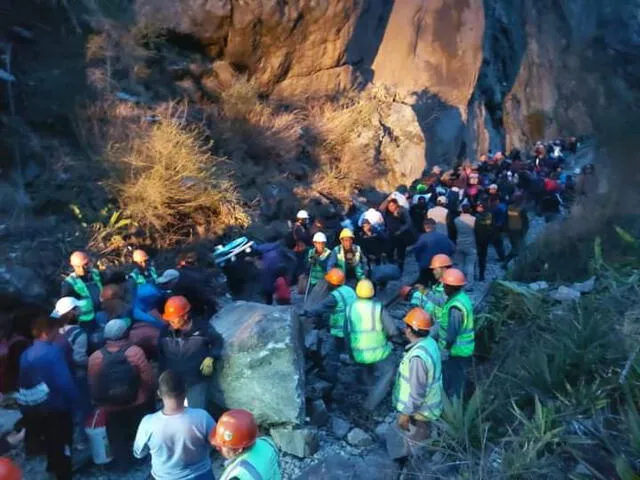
top-left (129, 249), bottom-right (158, 286)
top-left (61, 251), bottom-right (103, 350)
top-left (305, 232), bottom-right (331, 290)
top-left (303, 268), bottom-right (356, 383)
top-left (345, 279), bottom-right (400, 411)
top-left (210, 409), bottom-right (281, 480)
top-left (439, 268), bottom-right (475, 399)
top-left (327, 228), bottom-right (367, 285)
top-left (398, 253), bottom-right (453, 337)
top-left (389, 307), bottom-right (442, 459)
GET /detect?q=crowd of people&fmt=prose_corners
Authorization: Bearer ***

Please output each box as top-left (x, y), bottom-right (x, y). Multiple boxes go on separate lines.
top-left (0, 138), bottom-right (597, 479)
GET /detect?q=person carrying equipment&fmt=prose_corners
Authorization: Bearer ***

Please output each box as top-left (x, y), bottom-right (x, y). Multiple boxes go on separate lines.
top-left (209, 409), bottom-right (281, 480)
top-left (328, 228), bottom-right (367, 283)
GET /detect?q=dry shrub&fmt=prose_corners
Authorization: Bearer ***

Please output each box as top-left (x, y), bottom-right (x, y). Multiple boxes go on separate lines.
top-left (100, 104), bottom-right (249, 245)
top-left (210, 76), bottom-right (305, 168)
top-left (306, 97), bottom-right (381, 201)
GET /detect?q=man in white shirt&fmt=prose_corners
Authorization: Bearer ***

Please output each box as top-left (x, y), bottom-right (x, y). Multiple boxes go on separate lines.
top-left (134, 370), bottom-right (215, 480)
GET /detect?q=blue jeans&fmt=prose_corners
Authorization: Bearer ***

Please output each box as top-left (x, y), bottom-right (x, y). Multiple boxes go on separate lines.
top-left (186, 382), bottom-right (208, 410)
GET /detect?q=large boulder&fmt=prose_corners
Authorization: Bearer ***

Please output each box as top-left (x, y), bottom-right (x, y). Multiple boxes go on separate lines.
top-left (209, 302), bottom-right (305, 425)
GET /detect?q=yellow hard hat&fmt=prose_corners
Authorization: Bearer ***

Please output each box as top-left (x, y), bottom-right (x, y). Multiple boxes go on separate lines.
top-left (339, 228), bottom-right (355, 240)
top-left (356, 279), bottom-right (375, 299)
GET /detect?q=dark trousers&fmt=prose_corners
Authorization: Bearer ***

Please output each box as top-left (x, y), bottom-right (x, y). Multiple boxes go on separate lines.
top-left (106, 403), bottom-right (150, 465)
top-left (418, 267), bottom-right (436, 287)
top-left (443, 356), bottom-right (472, 400)
top-left (23, 410), bottom-right (73, 479)
top-left (506, 230), bottom-right (524, 261)
top-left (477, 236), bottom-right (506, 281)
top-left (388, 237), bottom-right (407, 273)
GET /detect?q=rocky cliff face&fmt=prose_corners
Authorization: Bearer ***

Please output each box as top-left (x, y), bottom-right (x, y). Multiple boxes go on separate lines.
top-left (135, 0), bottom-right (640, 174)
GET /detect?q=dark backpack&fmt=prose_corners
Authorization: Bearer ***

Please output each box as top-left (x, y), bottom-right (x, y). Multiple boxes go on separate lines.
top-left (94, 344), bottom-right (140, 406)
top-left (507, 206), bottom-right (523, 231)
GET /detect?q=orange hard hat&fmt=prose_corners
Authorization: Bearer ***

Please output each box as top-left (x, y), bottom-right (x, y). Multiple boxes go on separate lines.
top-left (441, 268), bottom-right (466, 286)
top-left (132, 249), bottom-right (149, 263)
top-left (325, 268), bottom-right (345, 287)
top-left (209, 409), bottom-right (258, 450)
top-left (399, 285), bottom-right (413, 300)
top-left (163, 295), bottom-right (191, 326)
top-left (430, 254), bottom-right (453, 269)
top-left (0, 457), bottom-right (22, 480)
top-left (70, 251), bottom-right (90, 267)
top-left (404, 307), bottom-right (433, 331)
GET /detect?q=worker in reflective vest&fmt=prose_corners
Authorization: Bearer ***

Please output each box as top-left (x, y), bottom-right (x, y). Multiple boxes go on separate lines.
top-left (129, 249), bottom-right (158, 286)
top-left (61, 251), bottom-right (103, 342)
top-left (328, 228), bottom-right (367, 282)
top-left (210, 409), bottom-right (281, 480)
top-left (391, 308), bottom-right (442, 456)
top-left (439, 268), bottom-right (475, 399)
top-left (345, 279), bottom-right (399, 410)
top-left (303, 268), bottom-right (356, 383)
top-left (306, 232), bottom-right (331, 289)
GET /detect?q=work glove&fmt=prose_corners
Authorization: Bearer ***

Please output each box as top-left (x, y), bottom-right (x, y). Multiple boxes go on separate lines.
top-left (200, 357), bottom-right (215, 376)
top-left (397, 414), bottom-right (411, 431)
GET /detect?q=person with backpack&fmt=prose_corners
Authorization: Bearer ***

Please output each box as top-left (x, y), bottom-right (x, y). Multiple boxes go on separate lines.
top-left (505, 193), bottom-right (529, 262)
top-left (88, 318), bottom-right (155, 465)
top-left (159, 296), bottom-right (220, 410)
top-left (134, 370), bottom-right (216, 480)
top-left (17, 316), bottom-right (78, 480)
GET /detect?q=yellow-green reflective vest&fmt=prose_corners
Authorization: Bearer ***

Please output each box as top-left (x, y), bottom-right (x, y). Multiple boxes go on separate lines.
top-left (220, 438), bottom-right (282, 480)
top-left (410, 283), bottom-right (446, 318)
top-left (307, 248), bottom-right (331, 286)
top-left (329, 285), bottom-right (357, 338)
top-left (439, 291), bottom-right (474, 357)
top-left (64, 269), bottom-right (102, 323)
top-left (129, 266), bottom-right (158, 286)
top-left (392, 336), bottom-right (443, 421)
top-left (346, 299), bottom-right (391, 365)
top-left (332, 245), bottom-right (365, 280)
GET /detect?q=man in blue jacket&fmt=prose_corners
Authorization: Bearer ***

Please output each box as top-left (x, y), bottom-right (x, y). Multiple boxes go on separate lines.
top-left (18, 316), bottom-right (79, 480)
top-left (413, 219), bottom-right (456, 287)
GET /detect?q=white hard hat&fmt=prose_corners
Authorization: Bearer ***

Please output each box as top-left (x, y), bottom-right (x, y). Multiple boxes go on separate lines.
top-left (574, 168), bottom-right (581, 175)
top-left (51, 297), bottom-right (80, 318)
top-left (296, 210), bottom-right (309, 220)
top-left (437, 196), bottom-right (448, 205)
top-left (489, 184), bottom-right (498, 190)
top-left (313, 232), bottom-right (327, 243)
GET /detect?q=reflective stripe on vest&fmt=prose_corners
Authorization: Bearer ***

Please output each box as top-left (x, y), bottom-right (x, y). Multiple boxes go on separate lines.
top-left (439, 291), bottom-right (475, 357)
top-left (329, 286), bottom-right (357, 338)
top-left (307, 249), bottom-right (330, 286)
top-left (333, 245), bottom-right (365, 280)
top-left (392, 336), bottom-right (443, 420)
top-left (64, 270), bottom-right (102, 322)
top-left (129, 266), bottom-right (158, 286)
top-left (347, 299), bottom-right (391, 365)
top-left (220, 438), bottom-right (282, 480)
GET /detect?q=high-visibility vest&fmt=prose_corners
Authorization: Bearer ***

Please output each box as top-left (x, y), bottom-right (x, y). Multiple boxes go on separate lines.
top-left (64, 270), bottom-right (102, 323)
top-left (307, 249), bottom-right (331, 286)
top-left (329, 286), bottom-right (357, 338)
top-left (392, 336), bottom-right (443, 421)
top-left (346, 299), bottom-right (391, 365)
top-left (128, 266), bottom-right (158, 286)
top-left (332, 245), bottom-right (365, 280)
top-left (409, 283), bottom-right (446, 319)
top-left (439, 291), bottom-right (474, 357)
top-left (220, 438), bottom-right (282, 480)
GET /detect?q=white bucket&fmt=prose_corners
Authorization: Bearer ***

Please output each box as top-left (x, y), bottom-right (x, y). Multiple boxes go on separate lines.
top-left (84, 409), bottom-right (113, 465)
